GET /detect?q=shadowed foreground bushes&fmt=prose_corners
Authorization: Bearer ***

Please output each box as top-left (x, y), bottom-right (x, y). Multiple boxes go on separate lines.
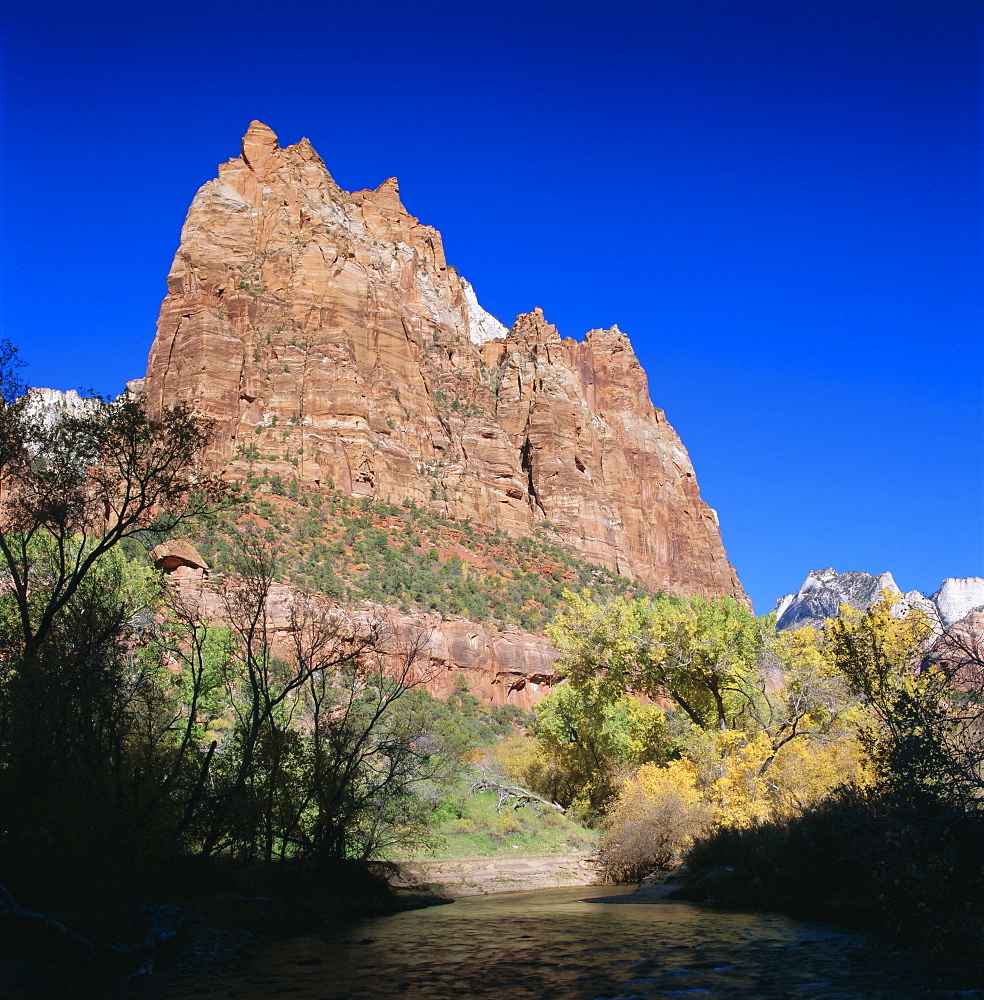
top-left (681, 785), bottom-right (984, 967)
top-left (0, 856), bottom-right (436, 998)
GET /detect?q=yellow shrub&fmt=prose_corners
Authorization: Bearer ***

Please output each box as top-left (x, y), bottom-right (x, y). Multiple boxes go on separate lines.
top-left (600, 759), bottom-right (712, 881)
top-left (766, 731), bottom-right (871, 818)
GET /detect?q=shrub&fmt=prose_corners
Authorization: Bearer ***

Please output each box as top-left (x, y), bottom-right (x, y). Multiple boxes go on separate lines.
top-left (598, 760), bottom-right (712, 883)
top-left (686, 785), bottom-right (984, 963)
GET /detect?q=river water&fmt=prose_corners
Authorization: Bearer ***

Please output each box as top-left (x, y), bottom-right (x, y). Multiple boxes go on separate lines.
top-left (162, 884), bottom-right (981, 999)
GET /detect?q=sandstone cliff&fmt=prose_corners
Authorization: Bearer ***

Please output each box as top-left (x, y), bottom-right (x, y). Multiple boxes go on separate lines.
top-left (142, 121), bottom-right (744, 602)
top-left (168, 570), bottom-right (558, 712)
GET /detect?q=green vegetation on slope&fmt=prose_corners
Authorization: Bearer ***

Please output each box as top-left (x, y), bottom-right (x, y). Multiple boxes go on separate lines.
top-left (403, 677), bottom-right (531, 755)
top-left (189, 476), bottom-right (649, 631)
top-left (407, 784), bottom-right (599, 860)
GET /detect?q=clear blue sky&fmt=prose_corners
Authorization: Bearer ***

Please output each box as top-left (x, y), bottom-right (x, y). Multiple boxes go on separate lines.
top-left (2, 0), bottom-right (981, 612)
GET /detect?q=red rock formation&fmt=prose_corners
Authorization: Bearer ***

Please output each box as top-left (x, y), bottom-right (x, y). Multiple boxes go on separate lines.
top-left (926, 611), bottom-right (984, 696)
top-left (143, 121), bottom-right (744, 602)
top-left (173, 575), bottom-right (559, 710)
top-left (150, 539), bottom-right (210, 575)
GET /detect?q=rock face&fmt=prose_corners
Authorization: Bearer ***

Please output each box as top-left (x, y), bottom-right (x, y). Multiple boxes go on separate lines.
top-left (23, 387), bottom-right (97, 428)
top-left (926, 611), bottom-right (984, 690)
top-left (142, 122), bottom-right (744, 603)
top-left (775, 568), bottom-right (984, 632)
top-left (150, 539), bottom-right (210, 576)
top-left (774, 568), bottom-right (905, 631)
top-left (172, 575), bottom-right (559, 710)
top-left (930, 578), bottom-right (984, 627)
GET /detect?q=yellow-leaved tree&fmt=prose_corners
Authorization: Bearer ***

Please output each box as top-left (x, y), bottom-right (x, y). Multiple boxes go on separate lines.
top-left (824, 590), bottom-right (980, 806)
top-left (489, 676), bottom-right (672, 817)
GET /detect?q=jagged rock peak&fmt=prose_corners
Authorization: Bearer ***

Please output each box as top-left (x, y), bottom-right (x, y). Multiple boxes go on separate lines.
top-left (24, 387), bottom-right (97, 425)
top-left (141, 124), bottom-right (747, 603)
top-left (773, 567), bottom-right (984, 631)
top-left (240, 120), bottom-right (280, 174)
top-left (371, 177), bottom-right (404, 211)
top-left (774, 568), bottom-right (902, 631)
top-left (585, 323), bottom-right (627, 342)
top-left (510, 308), bottom-right (561, 343)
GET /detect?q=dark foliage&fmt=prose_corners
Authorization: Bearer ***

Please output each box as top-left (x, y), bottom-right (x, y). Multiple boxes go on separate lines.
top-left (0, 372), bottom-right (455, 921)
top-left (683, 785), bottom-right (984, 967)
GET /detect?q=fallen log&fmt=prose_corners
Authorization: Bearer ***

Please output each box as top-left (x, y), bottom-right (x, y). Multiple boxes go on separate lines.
top-left (469, 763), bottom-right (565, 813)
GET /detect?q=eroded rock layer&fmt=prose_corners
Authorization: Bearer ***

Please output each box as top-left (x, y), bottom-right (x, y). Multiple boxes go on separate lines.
top-left (143, 121), bottom-right (744, 601)
top-left (171, 574), bottom-right (559, 710)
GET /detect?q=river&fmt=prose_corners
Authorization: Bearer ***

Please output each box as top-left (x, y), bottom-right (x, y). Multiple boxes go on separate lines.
top-left (158, 884), bottom-right (980, 999)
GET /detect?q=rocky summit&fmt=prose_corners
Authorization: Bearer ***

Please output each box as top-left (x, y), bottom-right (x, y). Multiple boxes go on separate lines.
top-left (774, 568), bottom-right (984, 632)
top-left (141, 121), bottom-right (744, 603)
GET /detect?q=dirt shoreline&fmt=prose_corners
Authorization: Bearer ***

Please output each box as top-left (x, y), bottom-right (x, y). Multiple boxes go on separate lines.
top-left (393, 851), bottom-right (601, 896)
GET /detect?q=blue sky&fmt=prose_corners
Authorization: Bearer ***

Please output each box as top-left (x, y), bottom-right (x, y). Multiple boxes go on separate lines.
top-left (2, 0), bottom-right (981, 612)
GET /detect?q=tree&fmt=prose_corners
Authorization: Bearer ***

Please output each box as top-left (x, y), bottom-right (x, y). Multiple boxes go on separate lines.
top-left (519, 678), bottom-right (671, 815)
top-left (190, 528), bottom-right (446, 862)
top-left (749, 623), bottom-right (859, 779)
top-left (0, 388), bottom-right (228, 658)
top-left (0, 374), bottom-right (231, 890)
top-left (550, 591), bottom-right (768, 731)
top-left (826, 591), bottom-right (979, 807)
top-left (549, 591), bottom-right (866, 838)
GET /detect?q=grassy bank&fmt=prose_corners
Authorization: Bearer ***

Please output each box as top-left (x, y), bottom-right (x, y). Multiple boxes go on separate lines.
top-left (407, 785), bottom-right (599, 860)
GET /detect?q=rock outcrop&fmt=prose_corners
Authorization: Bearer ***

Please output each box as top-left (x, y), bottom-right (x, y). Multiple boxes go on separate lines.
top-left (775, 568), bottom-right (984, 632)
top-left (172, 575), bottom-right (558, 710)
top-left (142, 122), bottom-right (744, 603)
top-left (927, 611), bottom-right (984, 690)
top-left (930, 578), bottom-right (984, 627)
top-left (774, 568), bottom-right (906, 631)
top-left (150, 539), bottom-right (210, 577)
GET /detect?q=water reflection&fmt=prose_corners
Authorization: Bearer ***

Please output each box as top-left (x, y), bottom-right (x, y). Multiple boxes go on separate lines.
top-left (162, 884), bottom-right (980, 999)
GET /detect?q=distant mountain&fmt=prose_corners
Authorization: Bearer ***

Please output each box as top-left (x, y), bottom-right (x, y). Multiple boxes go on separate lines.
top-left (930, 578), bottom-right (984, 627)
top-left (773, 568), bottom-right (983, 631)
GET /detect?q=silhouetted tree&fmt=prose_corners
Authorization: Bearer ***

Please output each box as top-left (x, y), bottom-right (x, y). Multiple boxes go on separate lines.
top-left (193, 529), bottom-right (444, 862)
top-left (0, 357), bottom-right (230, 896)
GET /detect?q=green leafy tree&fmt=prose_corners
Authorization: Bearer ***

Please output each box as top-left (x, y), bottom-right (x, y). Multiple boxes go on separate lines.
top-left (550, 591), bottom-right (768, 731)
top-left (524, 678), bottom-right (672, 814)
top-left (0, 353), bottom-right (232, 893)
top-left (0, 389), bottom-right (228, 659)
top-left (194, 529), bottom-right (449, 862)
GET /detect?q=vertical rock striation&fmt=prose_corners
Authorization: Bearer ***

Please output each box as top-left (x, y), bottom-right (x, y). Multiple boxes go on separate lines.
top-left (143, 121), bottom-right (745, 601)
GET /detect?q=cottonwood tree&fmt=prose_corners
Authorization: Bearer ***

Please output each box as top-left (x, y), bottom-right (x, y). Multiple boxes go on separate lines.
top-left (513, 677), bottom-right (671, 815)
top-left (828, 592), bottom-right (984, 809)
top-left (550, 591), bottom-right (768, 732)
top-left (748, 624), bottom-right (858, 779)
top-left (547, 592), bottom-right (860, 816)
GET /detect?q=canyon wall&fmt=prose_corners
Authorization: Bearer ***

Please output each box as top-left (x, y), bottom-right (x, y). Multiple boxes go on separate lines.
top-left (142, 121), bottom-right (744, 603)
top-left (167, 568), bottom-right (558, 712)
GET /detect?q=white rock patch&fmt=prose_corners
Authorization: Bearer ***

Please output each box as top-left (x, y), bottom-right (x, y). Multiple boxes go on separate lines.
top-left (461, 277), bottom-right (508, 346)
